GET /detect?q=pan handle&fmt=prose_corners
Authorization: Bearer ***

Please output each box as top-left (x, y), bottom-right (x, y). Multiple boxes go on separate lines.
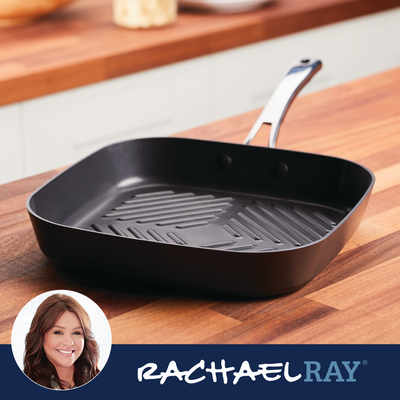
top-left (243, 58), bottom-right (322, 148)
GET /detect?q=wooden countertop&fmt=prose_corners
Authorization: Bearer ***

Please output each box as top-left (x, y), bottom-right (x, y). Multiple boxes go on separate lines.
top-left (1, 66), bottom-right (400, 344)
top-left (1, 0), bottom-right (400, 107)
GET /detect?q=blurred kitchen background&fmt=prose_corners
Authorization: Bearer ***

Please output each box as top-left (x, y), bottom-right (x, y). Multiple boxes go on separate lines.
top-left (1, 0), bottom-right (400, 185)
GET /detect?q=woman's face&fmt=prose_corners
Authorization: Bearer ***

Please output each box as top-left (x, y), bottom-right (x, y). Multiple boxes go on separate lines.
top-left (43, 311), bottom-right (84, 371)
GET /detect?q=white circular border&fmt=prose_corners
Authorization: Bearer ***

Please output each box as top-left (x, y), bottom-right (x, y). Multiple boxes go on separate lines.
top-left (11, 290), bottom-right (112, 376)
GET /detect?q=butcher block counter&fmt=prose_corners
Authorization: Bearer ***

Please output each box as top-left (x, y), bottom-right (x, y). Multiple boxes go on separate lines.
top-left (1, 0), bottom-right (400, 106)
top-left (1, 65), bottom-right (400, 344)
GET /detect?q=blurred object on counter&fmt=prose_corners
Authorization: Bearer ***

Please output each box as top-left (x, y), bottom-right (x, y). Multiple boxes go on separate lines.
top-left (178, 0), bottom-right (273, 13)
top-left (0, 0), bottom-right (77, 27)
top-left (112, 0), bottom-right (177, 28)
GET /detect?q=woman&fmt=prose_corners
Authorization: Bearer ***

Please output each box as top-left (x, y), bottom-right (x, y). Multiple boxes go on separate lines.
top-left (23, 293), bottom-right (100, 389)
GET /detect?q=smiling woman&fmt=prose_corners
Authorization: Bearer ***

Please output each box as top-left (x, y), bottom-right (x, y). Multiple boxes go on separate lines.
top-left (23, 294), bottom-right (101, 390)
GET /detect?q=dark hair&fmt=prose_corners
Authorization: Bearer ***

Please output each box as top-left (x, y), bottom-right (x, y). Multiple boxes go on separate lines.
top-left (23, 293), bottom-right (100, 389)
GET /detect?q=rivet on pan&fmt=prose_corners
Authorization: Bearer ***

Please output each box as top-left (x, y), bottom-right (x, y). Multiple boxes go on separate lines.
top-left (217, 154), bottom-right (232, 170)
top-left (273, 161), bottom-right (288, 178)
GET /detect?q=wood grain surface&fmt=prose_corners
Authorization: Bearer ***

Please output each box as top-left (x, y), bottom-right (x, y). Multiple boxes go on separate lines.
top-left (1, 66), bottom-right (400, 344)
top-left (1, 0), bottom-right (400, 106)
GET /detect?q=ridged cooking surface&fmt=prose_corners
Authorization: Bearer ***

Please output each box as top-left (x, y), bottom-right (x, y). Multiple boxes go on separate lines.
top-left (87, 188), bottom-right (346, 252)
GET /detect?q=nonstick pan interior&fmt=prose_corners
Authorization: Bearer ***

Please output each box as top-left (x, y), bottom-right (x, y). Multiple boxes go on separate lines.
top-left (29, 137), bottom-right (373, 254)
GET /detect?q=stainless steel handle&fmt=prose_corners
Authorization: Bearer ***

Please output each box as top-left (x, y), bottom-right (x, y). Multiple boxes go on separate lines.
top-left (243, 58), bottom-right (322, 148)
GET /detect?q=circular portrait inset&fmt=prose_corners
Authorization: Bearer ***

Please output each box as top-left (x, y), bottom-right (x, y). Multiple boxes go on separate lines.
top-left (11, 290), bottom-right (112, 390)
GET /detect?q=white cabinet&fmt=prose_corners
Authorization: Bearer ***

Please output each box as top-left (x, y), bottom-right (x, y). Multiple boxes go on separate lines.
top-left (71, 56), bottom-right (212, 160)
top-left (0, 104), bottom-right (23, 183)
top-left (1, 7), bottom-right (400, 184)
top-left (22, 92), bottom-right (73, 177)
top-left (211, 8), bottom-right (400, 119)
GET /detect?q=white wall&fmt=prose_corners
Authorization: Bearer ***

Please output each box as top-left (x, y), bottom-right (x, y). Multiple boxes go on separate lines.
top-left (1, 7), bottom-right (400, 184)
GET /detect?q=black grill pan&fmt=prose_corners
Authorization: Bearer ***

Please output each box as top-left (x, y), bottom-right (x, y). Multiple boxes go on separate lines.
top-left (27, 59), bottom-right (375, 297)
